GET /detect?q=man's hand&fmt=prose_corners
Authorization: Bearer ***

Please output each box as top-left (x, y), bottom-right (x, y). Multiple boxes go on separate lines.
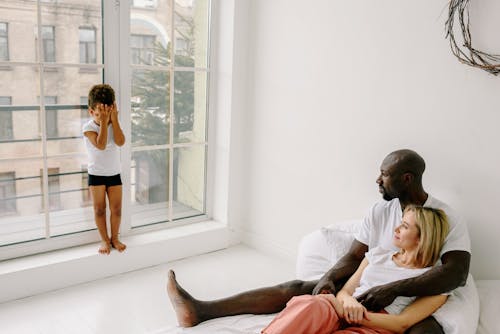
top-left (312, 276), bottom-right (336, 295)
top-left (356, 282), bottom-right (398, 311)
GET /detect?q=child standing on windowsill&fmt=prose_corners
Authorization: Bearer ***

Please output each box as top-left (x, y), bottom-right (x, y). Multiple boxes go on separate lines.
top-left (83, 84), bottom-right (126, 255)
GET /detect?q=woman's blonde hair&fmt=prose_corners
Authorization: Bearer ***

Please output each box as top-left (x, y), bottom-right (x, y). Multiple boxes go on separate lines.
top-left (404, 205), bottom-right (449, 268)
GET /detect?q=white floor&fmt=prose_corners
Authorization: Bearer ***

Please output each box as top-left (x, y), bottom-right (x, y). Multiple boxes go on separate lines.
top-left (0, 245), bottom-right (295, 334)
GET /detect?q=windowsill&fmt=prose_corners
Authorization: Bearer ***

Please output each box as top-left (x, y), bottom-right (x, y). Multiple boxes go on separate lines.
top-left (0, 220), bottom-right (230, 303)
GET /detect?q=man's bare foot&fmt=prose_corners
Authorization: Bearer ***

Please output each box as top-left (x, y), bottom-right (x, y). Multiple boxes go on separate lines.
top-left (111, 238), bottom-right (127, 252)
top-left (167, 270), bottom-right (202, 327)
top-left (99, 241), bottom-right (111, 255)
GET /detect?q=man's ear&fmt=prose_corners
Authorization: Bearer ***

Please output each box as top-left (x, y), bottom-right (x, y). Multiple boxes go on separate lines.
top-left (403, 172), bottom-right (414, 185)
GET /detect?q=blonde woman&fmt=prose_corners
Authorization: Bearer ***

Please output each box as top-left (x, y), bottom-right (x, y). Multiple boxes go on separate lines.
top-left (262, 206), bottom-right (450, 334)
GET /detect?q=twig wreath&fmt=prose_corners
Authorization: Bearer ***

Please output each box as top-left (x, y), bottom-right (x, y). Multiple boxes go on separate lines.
top-left (446, 0), bottom-right (500, 75)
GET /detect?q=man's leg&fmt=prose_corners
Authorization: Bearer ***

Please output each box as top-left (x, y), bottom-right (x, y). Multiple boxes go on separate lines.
top-left (405, 316), bottom-right (444, 334)
top-left (167, 270), bottom-right (318, 327)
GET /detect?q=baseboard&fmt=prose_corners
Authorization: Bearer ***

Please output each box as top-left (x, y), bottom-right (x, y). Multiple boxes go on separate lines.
top-left (0, 221), bottom-right (230, 303)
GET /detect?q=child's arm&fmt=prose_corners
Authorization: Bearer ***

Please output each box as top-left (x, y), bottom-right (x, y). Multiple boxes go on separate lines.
top-left (110, 103), bottom-right (125, 146)
top-left (359, 295), bottom-right (448, 334)
top-left (85, 104), bottom-right (109, 150)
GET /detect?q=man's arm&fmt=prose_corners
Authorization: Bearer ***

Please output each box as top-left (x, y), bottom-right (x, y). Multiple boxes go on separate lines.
top-left (356, 250), bottom-right (470, 310)
top-left (312, 239), bottom-right (368, 295)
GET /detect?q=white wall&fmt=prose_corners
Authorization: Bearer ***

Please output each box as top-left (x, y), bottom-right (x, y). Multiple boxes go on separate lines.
top-left (228, 0), bottom-right (500, 280)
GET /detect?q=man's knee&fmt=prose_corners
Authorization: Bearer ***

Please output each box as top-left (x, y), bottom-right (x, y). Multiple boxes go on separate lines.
top-left (406, 317), bottom-right (444, 334)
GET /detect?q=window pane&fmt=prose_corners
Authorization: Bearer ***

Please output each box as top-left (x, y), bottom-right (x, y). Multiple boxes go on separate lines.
top-left (174, 0), bottom-right (210, 68)
top-left (172, 145), bottom-right (205, 220)
top-left (131, 149), bottom-right (170, 227)
top-left (0, 160), bottom-right (45, 246)
top-left (131, 69), bottom-right (170, 146)
top-left (173, 70), bottom-right (206, 143)
top-left (43, 67), bottom-right (103, 156)
top-left (40, 0), bottom-right (102, 64)
top-left (130, 1), bottom-right (171, 67)
top-left (47, 157), bottom-right (94, 237)
top-left (0, 66), bottom-right (42, 158)
top-left (0, 7), bottom-right (36, 62)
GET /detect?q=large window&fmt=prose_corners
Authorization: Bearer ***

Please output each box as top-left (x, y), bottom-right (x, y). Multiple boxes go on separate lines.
top-left (0, 0), bottom-right (212, 259)
top-left (0, 22), bottom-right (8, 61)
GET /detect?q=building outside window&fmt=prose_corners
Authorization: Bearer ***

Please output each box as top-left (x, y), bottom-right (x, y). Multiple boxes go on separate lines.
top-left (79, 27), bottom-right (96, 64)
top-left (0, 22), bottom-right (8, 61)
top-left (0, 96), bottom-right (13, 141)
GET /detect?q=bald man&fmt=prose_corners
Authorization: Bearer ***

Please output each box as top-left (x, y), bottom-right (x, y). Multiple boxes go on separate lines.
top-left (168, 149), bottom-right (476, 334)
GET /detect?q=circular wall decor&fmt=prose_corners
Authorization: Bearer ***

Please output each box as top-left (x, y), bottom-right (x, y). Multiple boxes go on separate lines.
top-left (446, 0), bottom-right (500, 75)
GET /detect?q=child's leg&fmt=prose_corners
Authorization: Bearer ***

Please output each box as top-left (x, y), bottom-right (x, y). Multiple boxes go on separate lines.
top-left (90, 185), bottom-right (111, 254)
top-left (108, 185), bottom-right (126, 252)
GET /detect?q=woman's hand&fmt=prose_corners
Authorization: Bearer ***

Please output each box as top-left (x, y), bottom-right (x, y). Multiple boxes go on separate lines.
top-left (342, 295), bottom-right (367, 324)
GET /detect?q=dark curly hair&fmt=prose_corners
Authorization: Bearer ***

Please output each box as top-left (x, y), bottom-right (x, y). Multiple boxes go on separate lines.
top-left (88, 84), bottom-right (115, 109)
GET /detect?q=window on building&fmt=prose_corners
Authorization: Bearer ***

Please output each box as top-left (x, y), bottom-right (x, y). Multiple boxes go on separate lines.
top-left (0, 22), bottom-right (8, 61)
top-left (42, 26), bottom-right (56, 62)
top-left (41, 168), bottom-right (60, 211)
top-left (0, 172), bottom-right (16, 214)
top-left (0, 96), bottom-right (13, 141)
top-left (44, 96), bottom-right (58, 138)
top-left (79, 27), bottom-right (96, 64)
top-left (130, 34), bottom-right (156, 65)
top-left (131, 0), bottom-right (158, 8)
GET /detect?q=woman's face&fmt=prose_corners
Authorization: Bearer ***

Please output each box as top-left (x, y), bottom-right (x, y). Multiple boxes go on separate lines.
top-left (393, 210), bottom-right (420, 251)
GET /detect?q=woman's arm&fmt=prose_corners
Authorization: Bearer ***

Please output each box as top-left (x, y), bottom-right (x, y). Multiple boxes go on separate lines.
top-left (360, 295), bottom-right (448, 334)
top-left (335, 258), bottom-right (369, 324)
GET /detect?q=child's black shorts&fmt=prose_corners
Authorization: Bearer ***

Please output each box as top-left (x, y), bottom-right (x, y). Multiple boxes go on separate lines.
top-left (88, 174), bottom-right (122, 188)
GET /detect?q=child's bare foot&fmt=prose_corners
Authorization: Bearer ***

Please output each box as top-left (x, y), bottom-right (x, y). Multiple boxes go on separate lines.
top-left (167, 270), bottom-right (202, 327)
top-left (98, 241), bottom-right (111, 255)
top-left (111, 238), bottom-right (126, 252)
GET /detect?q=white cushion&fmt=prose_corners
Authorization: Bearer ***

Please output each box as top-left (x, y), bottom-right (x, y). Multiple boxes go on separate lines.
top-left (475, 280), bottom-right (500, 334)
top-left (295, 220), bottom-right (361, 280)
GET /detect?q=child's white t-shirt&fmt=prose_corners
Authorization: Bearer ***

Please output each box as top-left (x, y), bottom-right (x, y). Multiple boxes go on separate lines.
top-left (82, 120), bottom-right (121, 176)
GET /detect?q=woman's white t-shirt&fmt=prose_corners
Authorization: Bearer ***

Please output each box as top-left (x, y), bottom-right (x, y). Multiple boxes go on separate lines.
top-left (353, 247), bottom-right (433, 314)
top-left (82, 120), bottom-right (121, 176)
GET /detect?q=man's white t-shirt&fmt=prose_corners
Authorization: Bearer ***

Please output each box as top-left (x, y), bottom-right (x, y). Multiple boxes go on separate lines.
top-left (353, 246), bottom-right (433, 315)
top-left (355, 195), bottom-right (471, 256)
top-left (82, 120), bottom-right (121, 176)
